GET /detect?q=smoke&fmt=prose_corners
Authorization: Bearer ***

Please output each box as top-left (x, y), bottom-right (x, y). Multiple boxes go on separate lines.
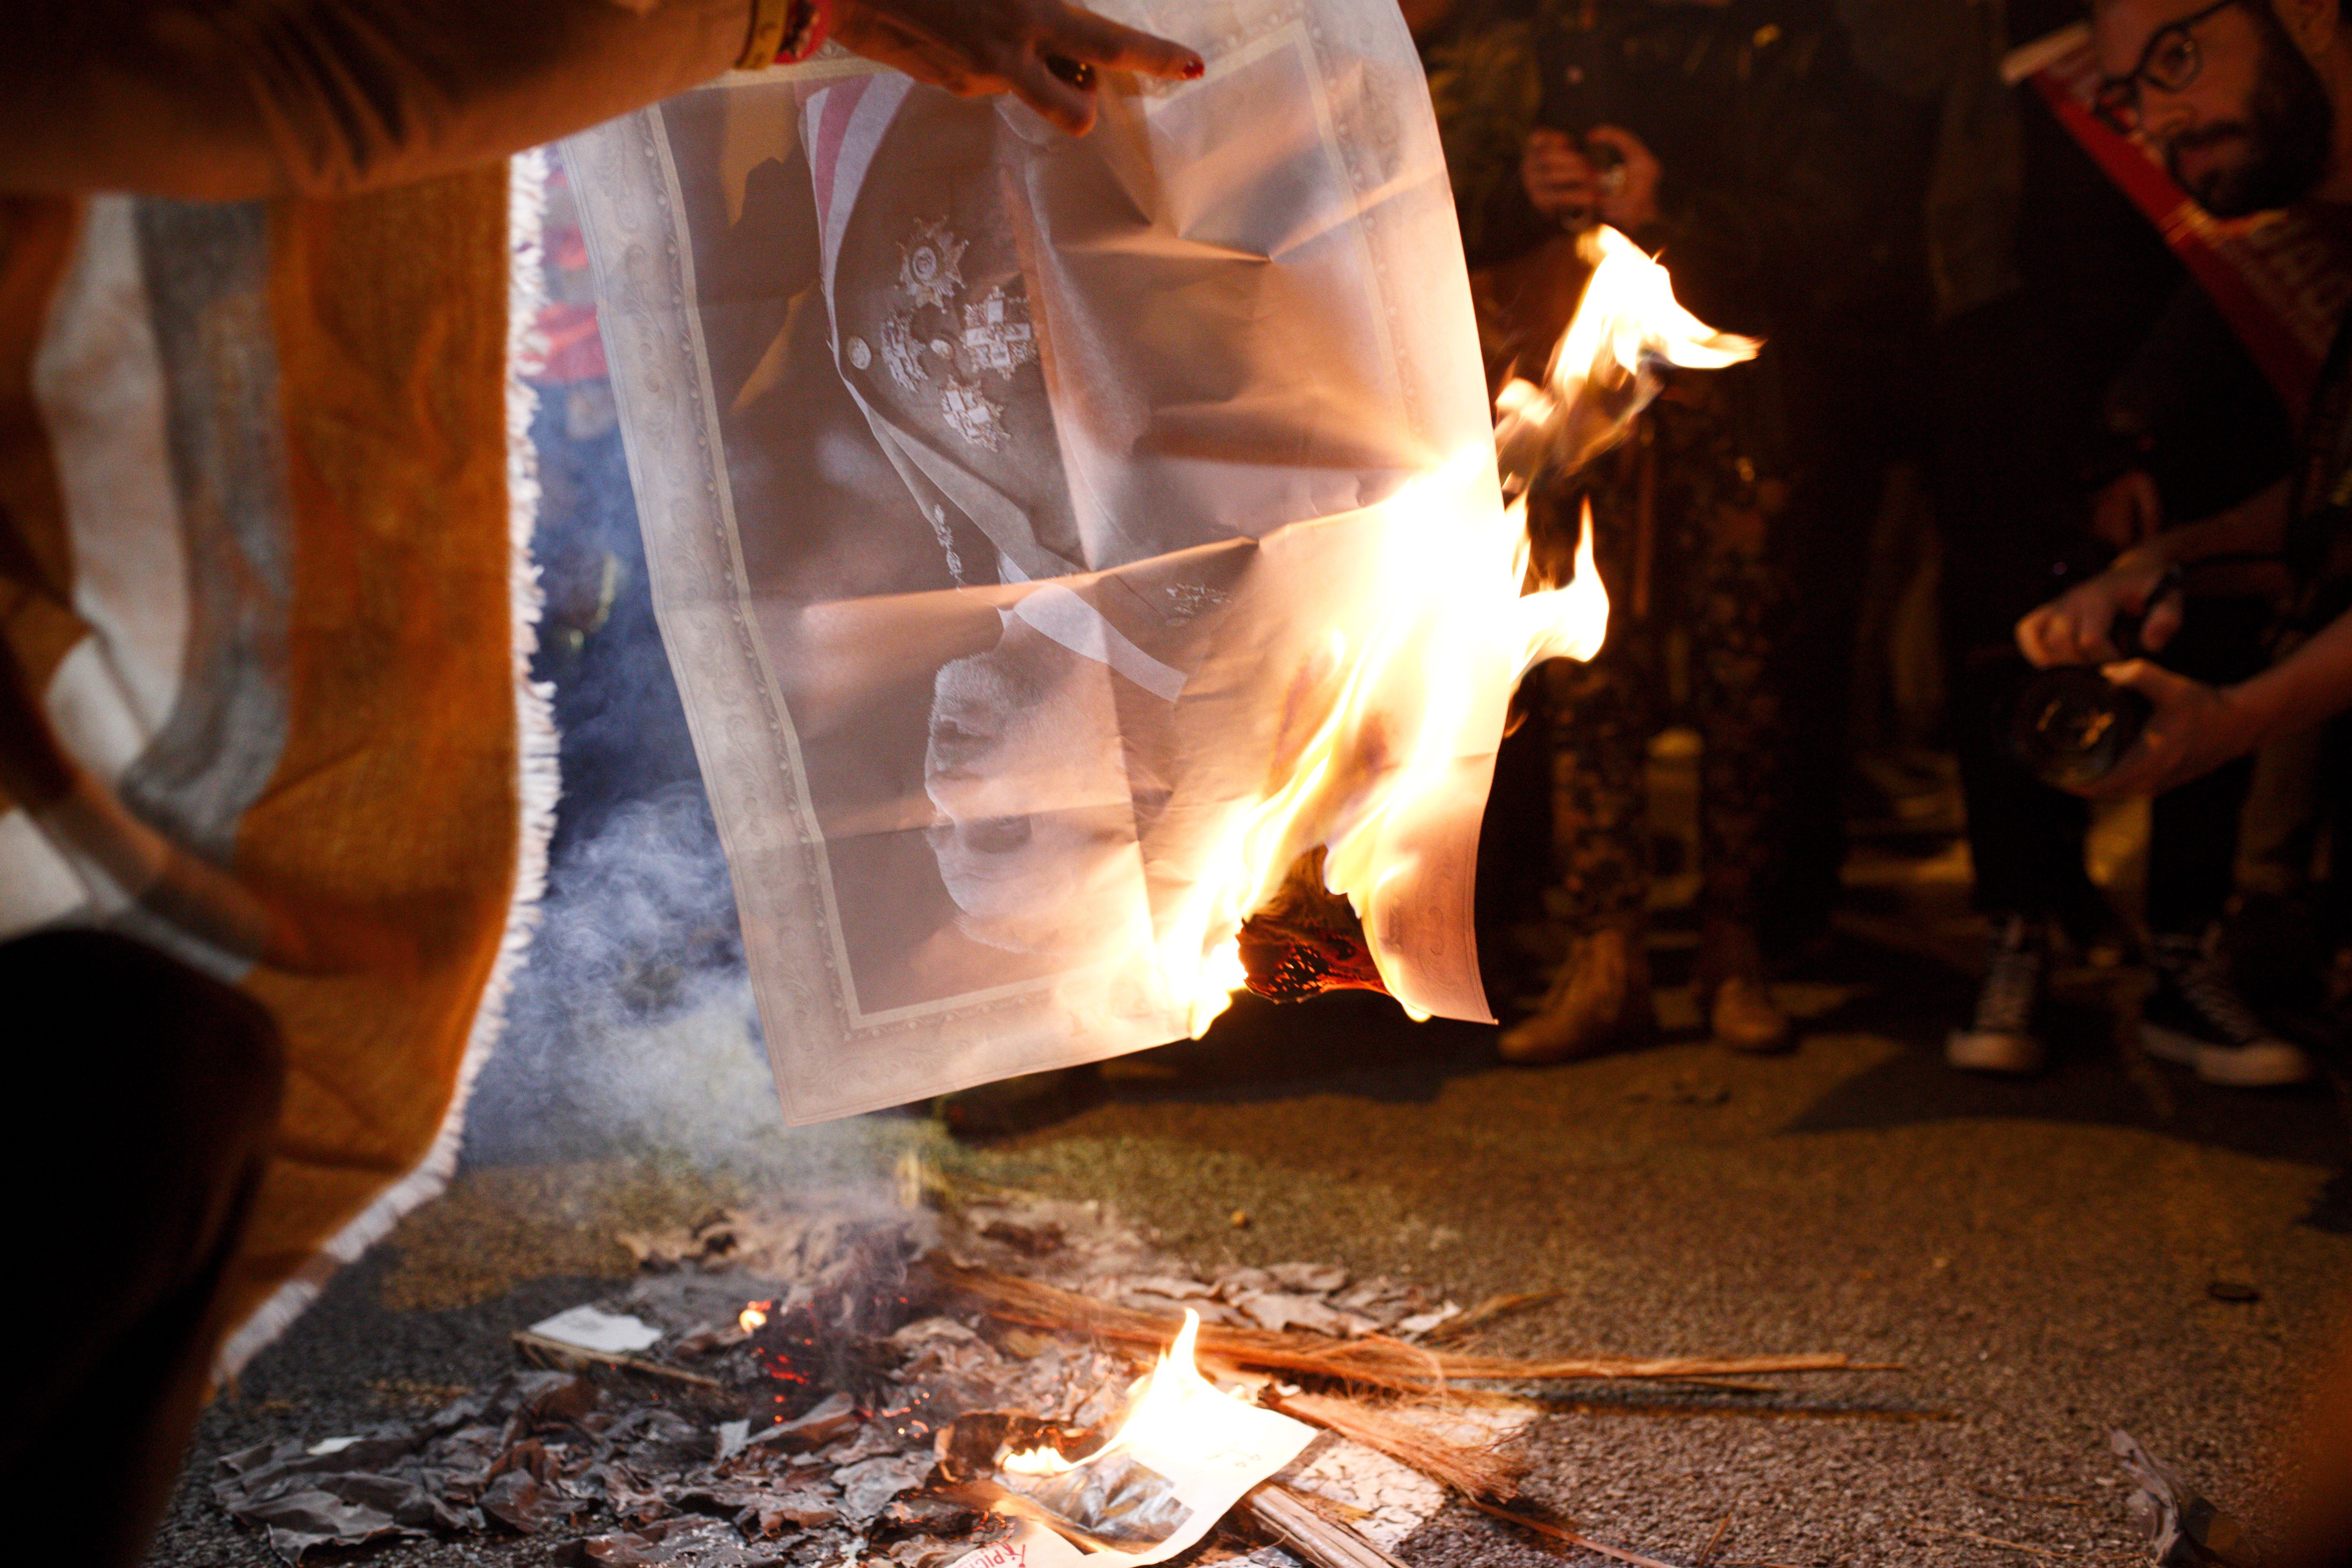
top-left (460, 164), bottom-right (917, 1186)
top-left (466, 781), bottom-right (804, 1165)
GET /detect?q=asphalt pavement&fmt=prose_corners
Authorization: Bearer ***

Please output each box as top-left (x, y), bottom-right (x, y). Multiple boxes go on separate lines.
top-left (146, 821), bottom-right (2352, 1567)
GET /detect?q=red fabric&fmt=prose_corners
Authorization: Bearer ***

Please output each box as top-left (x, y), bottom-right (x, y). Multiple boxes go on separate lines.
top-left (532, 299), bottom-right (608, 385)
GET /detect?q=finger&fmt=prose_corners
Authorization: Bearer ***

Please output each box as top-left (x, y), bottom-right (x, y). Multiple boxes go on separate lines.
top-left (2024, 609), bottom-right (2087, 667)
top-left (2015, 611), bottom-right (2056, 667)
top-left (1047, 4), bottom-right (1205, 80)
top-left (1010, 49), bottom-right (1097, 134)
top-left (1584, 124), bottom-right (1651, 164)
top-left (2064, 604), bottom-right (2116, 664)
top-left (2098, 657), bottom-right (2170, 698)
top-left (2139, 594), bottom-right (2184, 654)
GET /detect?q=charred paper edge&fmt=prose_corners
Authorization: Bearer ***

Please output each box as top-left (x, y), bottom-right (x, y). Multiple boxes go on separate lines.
top-left (215, 150), bottom-right (562, 1379)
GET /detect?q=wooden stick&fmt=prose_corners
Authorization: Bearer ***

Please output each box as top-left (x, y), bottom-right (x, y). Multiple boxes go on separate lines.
top-left (1270, 1390), bottom-right (1524, 1499)
top-left (1905, 1521), bottom-right (2085, 1560)
top-left (937, 1263), bottom-right (1894, 1396)
top-left (1696, 1508), bottom-right (1735, 1566)
top-left (1464, 1496), bottom-right (1690, 1568)
top-left (1241, 1483), bottom-right (1410, 1568)
top-left (510, 1330), bottom-right (723, 1391)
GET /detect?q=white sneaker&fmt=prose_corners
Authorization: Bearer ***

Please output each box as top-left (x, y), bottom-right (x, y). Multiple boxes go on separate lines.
top-left (2142, 930), bottom-right (2312, 1087)
top-left (1948, 914), bottom-right (2046, 1075)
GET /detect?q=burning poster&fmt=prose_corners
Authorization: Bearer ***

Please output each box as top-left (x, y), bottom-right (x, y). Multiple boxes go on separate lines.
top-left (940, 1313), bottom-right (1316, 1568)
top-left (564, 0), bottom-right (1636, 1121)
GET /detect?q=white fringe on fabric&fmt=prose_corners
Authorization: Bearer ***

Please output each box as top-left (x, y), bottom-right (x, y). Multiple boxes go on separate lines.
top-left (216, 150), bottom-right (562, 1379)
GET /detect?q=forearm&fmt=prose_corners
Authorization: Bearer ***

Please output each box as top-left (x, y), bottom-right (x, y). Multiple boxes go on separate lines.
top-left (0, 0), bottom-right (751, 199)
top-left (2134, 476), bottom-right (2292, 570)
top-left (2229, 603), bottom-right (2352, 748)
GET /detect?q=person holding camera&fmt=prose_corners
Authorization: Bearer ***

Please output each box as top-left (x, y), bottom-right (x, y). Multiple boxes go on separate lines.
top-left (2009, 0), bottom-right (2352, 1087)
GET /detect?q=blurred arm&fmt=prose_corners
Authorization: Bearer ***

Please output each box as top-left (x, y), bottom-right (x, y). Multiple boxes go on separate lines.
top-left (0, 0), bottom-right (755, 198)
top-left (0, 0), bottom-right (1202, 198)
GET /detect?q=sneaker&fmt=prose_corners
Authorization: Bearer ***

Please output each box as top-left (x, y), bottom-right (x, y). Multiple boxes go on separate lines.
top-left (2142, 929), bottom-right (2312, 1087)
top-left (1948, 914), bottom-right (2046, 1074)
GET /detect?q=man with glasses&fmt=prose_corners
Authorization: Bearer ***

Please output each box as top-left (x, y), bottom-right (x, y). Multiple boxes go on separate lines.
top-left (2011, 0), bottom-right (2352, 1086)
top-left (2091, 0), bottom-right (2346, 217)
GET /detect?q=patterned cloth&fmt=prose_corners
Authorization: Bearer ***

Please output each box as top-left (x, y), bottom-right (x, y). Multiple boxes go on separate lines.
top-left (1529, 381), bottom-right (1785, 933)
top-left (0, 167), bottom-right (547, 1373)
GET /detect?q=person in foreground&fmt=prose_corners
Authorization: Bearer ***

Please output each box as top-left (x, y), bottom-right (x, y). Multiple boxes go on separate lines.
top-left (0, 4), bottom-right (1199, 1564)
top-left (2015, 0), bottom-right (2352, 1086)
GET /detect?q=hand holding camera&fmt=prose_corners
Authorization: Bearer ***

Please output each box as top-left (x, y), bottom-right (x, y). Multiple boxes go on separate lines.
top-left (1521, 124), bottom-right (1660, 234)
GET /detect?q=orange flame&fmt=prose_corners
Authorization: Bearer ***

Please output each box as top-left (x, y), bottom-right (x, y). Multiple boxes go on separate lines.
top-left (1149, 228), bottom-right (1747, 1029)
top-left (1000, 1311), bottom-right (1230, 1476)
top-left (1494, 224), bottom-right (1760, 492)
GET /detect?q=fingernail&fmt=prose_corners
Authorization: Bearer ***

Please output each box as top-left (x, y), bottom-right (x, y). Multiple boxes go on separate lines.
top-left (1182, 56), bottom-right (1205, 78)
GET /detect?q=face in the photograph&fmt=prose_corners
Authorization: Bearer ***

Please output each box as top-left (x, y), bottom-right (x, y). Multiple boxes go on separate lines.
top-left (2097, 0), bottom-right (2334, 216)
top-left (924, 617), bottom-right (1140, 956)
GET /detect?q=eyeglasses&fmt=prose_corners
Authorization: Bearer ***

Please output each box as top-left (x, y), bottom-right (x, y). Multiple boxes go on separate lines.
top-left (2092, 0), bottom-right (2244, 133)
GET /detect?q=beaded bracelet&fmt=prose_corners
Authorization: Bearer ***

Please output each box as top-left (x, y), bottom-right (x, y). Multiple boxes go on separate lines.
top-left (737, 0), bottom-right (832, 70)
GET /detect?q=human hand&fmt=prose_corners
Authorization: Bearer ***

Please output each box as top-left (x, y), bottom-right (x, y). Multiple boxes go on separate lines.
top-left (835, 0), bottom-right (1204, 136)
top-left (2015, 550), bottom-right (2183, 667)
top-left (1583, 125), bottom-right (1660, 232)
top-left (2088, 469), bottom-right (2163, 550)
top-left (1523, 127), bottom-right (1599, 227)
top-left (2073, 661), bottom-right (2262, 798)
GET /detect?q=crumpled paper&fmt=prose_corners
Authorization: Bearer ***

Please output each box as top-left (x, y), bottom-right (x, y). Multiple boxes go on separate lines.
top-left (2112, 1428), bottom-right (2258, 1568)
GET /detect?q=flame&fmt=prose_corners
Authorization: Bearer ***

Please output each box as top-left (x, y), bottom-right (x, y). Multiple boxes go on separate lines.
top-left (1494, 224), bottom-right (1760, 490)
top-left (1138, 228), bottom-right (1747, 1030)
top-left (738, 1302), bottom-right (769, 1334)
top-left (999, 1311), bottom-right (1233, 1477)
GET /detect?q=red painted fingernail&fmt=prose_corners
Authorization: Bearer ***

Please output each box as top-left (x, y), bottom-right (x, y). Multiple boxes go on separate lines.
top-left (1182, 56), bottom-right (1205, 78)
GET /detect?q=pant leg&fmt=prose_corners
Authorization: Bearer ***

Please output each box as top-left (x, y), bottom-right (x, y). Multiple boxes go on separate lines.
top-left (2144, 594), bottom-right (2272, 937)
top-left (1536, 466), bottom-right (1662, 935)
top-left (1932, 299), bottom-right (2101, 922)
top-left (0, 929), bottom-right (285, 1568)
top-left (1544, 639), bottom-right (1657, 933)
top-left (1646, 393), bottom-right (1787, 930)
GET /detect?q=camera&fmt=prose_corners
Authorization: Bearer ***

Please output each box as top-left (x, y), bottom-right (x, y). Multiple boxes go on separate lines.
top-left (1999, 565), bottom-right (2182, 790)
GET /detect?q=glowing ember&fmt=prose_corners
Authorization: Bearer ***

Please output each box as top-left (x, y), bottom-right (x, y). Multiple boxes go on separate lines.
top-left (738, 1302), bottom-right (770, 1334)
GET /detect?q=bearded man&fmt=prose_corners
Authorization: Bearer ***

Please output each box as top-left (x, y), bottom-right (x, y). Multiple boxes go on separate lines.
top-left (2014, 0), bottom-right (2352, 1086)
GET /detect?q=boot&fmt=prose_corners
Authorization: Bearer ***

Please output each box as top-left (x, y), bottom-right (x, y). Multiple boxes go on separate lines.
top-left (1499, 922), bottom-right (1652, 1064)
top-left (1699, 918), bottom-right (1792, 1054)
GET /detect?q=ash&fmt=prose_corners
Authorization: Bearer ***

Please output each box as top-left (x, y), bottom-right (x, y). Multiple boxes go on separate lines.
top-left (210, 1186), bottom-right (1492, 1566)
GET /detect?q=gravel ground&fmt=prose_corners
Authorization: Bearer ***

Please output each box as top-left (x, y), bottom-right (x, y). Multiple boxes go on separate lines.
top-left (138, 387), bottom-right (2352, 1566)
top-left (145, 904), bottom-right (2352, 1568)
